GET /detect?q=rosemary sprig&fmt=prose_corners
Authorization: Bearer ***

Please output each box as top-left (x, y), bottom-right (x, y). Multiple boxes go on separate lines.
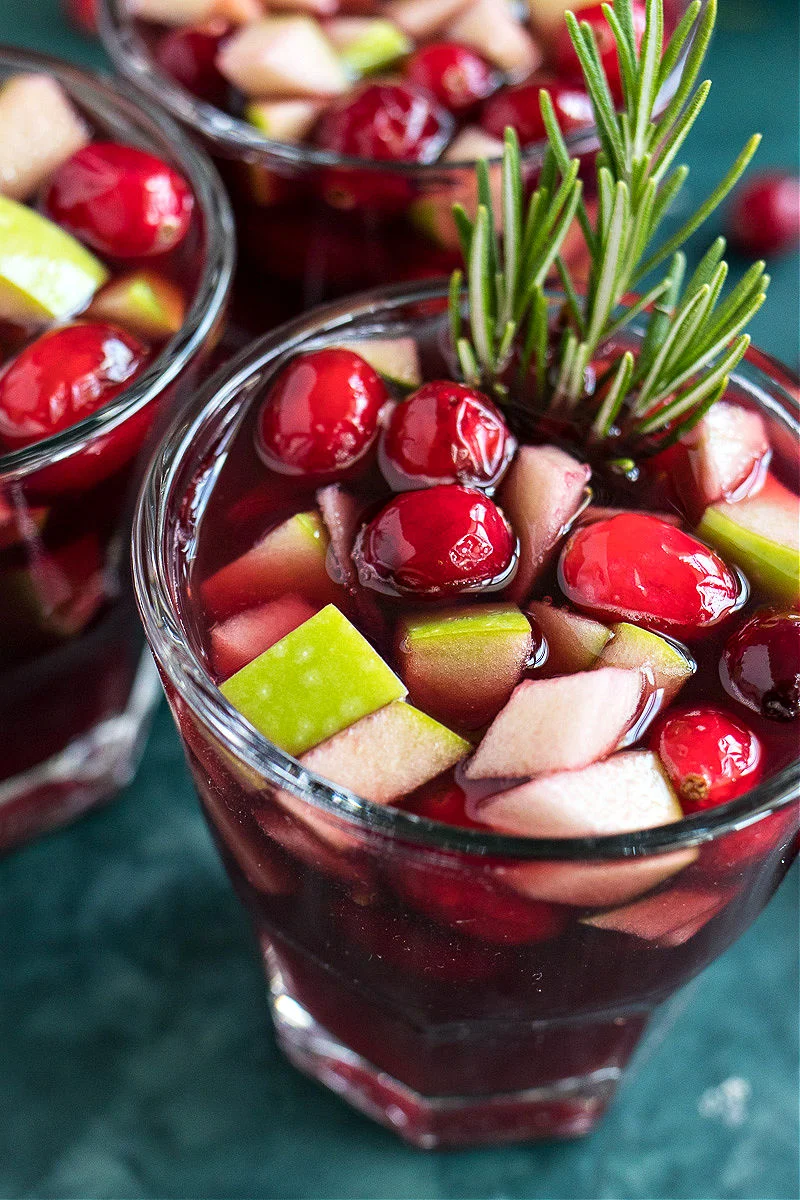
top-left (449, 0), bottom-right (770, 450)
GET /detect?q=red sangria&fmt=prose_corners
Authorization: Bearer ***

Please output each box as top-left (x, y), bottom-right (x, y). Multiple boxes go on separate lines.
top-left (0, 48), bottom-right (233, 850)
top-left (133, 0), bottom-right (798, 1146)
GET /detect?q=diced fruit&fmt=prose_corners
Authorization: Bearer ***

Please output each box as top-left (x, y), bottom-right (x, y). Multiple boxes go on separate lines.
top-left (326, 18), bottom-right (411, 75)
top-left (210, 594), bottom-right (318, 677)
top-left (697, 476), bottom-right (800, 605)
top-left (245, 99), bottom-right (324, 142)
top-left (464, 667), bottom-right (642, 780)
top-left (597, 622), bottom-right (694, 708)
top-left (219, 603), bottom-right (406, 755)
top-left (255, 799), bottom-right (369, 886)
top-left (581, 886), bottom-right (733, 946)
top-left (650, 705), bottom-right (763, 810)
top-left (0, 533), bottom-right (106, 658)
top-left (326, 336), bottom-right (421, 389)
top-left (527, 602), bottom-right (610, 673)
top-left (354, 484), bottom-right (517, 598)
top-left (443, 126), bottom-right (504, 161)
top-left (216, 17), bottom-right (349, 98)
top-left (405, 42), bottom-right (497, 114)
top-left (527, 0), bottom-right (597, 38)
top-left (396, 603), bottom-right (532, 729)
top-left (555, 0), bottom-right (647, 102)
top-left (44, 142), bottom-right (194, 259)
top-left (154, 22), bottom-right (231, 105)
top-left (380, 380), bottom-right (515, 491)
top-left (316, 483), bottom-right (362, 594)
top-left (87, 270), bottom-right (186, 340)
top-left (386, 0), bottom-right (473, 40)
top-left (727, 173), bottom-right (800, 257)
top-left (0, 323), bottom-right (148, 450)
top-left (0, 74), bottom-right (89, 202)
top-left (301, 701), bottom-right (470, 802)
top-left (666, 401), bottom-right (771, 514)
top-left (132, 0), bottom-right (260, 22)
top-left (315, 82), bottom-right (452, 161)
top-left (477, 751), bottom-right (696, 906)
top-left (720, 609), bottom-right (800, 722)
top-left (559, 513), bottom-right (742, 637)
top-left (200, 787), bottom-right (296, 897)
top-left (481, 79), bottom-right (593, 146)
top-left (446, 0), bottom-right (542, 78)
top-left (256, 347), bottom-right (387, 477)
top-left (399, 776), bottom-right (483, 828)
top-left (201, 510), bottom-right (342, 619)
top-left (0, 196), bottom-right (108, 324)
top-left (498, 444), bottom-right (590, 603)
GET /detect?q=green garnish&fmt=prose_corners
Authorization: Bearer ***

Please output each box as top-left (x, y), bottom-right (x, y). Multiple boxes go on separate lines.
top-left (449, 0), bottom-right (769, 452)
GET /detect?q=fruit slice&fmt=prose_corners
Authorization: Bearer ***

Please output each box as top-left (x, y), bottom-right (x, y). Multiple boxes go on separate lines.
top-left (597, 622), bottom-right (694, 708)
top-left (528, 602), bottom-right (610, 673)
top-left (210, 594), bottom-right (318, 678)
top-left (675, 401), bottom-right (770, 511)
top-left (301, 701), bottom-right (469, 802)
top-left (446, 0), bottom-right (542, 77)
top-left (478, 751), bottom-right (697, 906)
top-left (132, 0), bottom-right (260, 21)
top-left (465, 667), bottom-right (642, 780)
top-left (581, 886), bottom-right (733, 946)
top-left (326, 18), bottom-right (412, 76)
top-left (327, 336), bottom-right (421, 388)
top-left (201, 510), bottom-right (342, 620)
top-left (87, 270), bottom-right (186, 340)
top-left (245, 99), bottom-right (324, 142)
top-left (0, 74), bottom-right (89, 202)
top-left (220, 603), bottom-right (406, 755)
top-left (386, 0), bottom-right (473, 39)
top-left (498, 444), bottom-right (590, 603)
top-left (0, 533), bottom-right (105, 659)
top-left (217, 17), bottom-right (349, 98)
top-left (396, 603), bottom-right (532, 729)
top-left (697, 475), bottom-right (800, 605)
top-left (0, 196), bottom-right (108, 324)
top-left (254, 798), bottom-right (370, 886)
top-left (443, 126), bottom-right (505, 162)
top-left (527, 0), bottom-right (596, 37)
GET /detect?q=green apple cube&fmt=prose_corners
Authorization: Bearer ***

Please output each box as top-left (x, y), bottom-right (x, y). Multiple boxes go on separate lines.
top-left (327, 17), bottom-right (412, 75)
top-left (88, 270), bottom-right (185, 340)
top-left (244, 99), bottom-right (322, 143)
top-left (328, 337), bottom-right (422, 388)
top-left (697, 476), bottom-right (800, 604)
top-left (0, 195), bottom-right (108, 324)
top-left (597, 622), bottom-right (694, 704)
top-left (220, 604), bottom-right (406, 755)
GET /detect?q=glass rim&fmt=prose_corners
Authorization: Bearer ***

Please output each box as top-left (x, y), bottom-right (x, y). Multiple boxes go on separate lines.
top-left (100, 0), bottom-right (693, 175)
top-left (133, 278), bottom-right (800, 863)
top-left (0, 43), bottom-right (236, 485)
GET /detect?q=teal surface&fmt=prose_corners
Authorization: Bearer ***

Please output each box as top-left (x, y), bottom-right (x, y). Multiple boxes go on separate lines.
top-left (0, 2), bottom-right (798, 1197)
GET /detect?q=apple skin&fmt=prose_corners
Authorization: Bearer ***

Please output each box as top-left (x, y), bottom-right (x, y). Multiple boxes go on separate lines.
top-left (88, 271), bottom-right (186, 341)
top-left (597, 621), bottom-right (695, 710)
top-left (528, 601), bottom-right (610, 674)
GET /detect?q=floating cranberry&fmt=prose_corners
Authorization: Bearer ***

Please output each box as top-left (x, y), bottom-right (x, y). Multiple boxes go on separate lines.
top-left (727, 173), bottom-right (800, 257)
top-left (400, 778), bottom-right (483, 829)
top-left (481, 80), bottom-right (593, 146)
top-left (354, 484), bottom-right (517, 597)
top-left (554, 0), bottom-right (647, 103)
top-left (315, 83), bottom-right (452, 162)
top-left (380, 380), bottom-right (515, 491)
top-left (720, 609), bottom-right (800, 721)
top-left (44, 142), bottom-right (194, 259)
top-left (405, 42), bottom-right (497, 114)
top-left (256, 347), bottom-right (388, 477)
top-left (558, 513), bottom-right (741, 637)
top-left (155, 22), bottom-right (230, 106)
top-left (651, 706), bottom-right (763, 812)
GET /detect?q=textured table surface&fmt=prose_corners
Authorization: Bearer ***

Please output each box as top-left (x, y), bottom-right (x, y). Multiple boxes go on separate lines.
top-left (0, 1), bottom-right (798, 1197)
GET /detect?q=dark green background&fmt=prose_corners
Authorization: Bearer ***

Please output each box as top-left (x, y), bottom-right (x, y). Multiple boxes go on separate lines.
top-left (0, 2), bottom-right (798, 1197)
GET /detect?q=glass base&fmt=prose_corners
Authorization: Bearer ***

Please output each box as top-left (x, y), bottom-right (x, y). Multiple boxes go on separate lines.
top-left (266, 948), bottom-right (620, 1148)
top-left (0, 650), bottom-right (160, 852)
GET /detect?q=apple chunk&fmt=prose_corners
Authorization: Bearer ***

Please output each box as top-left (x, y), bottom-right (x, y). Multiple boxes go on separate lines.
top-left (220, 604), bottom-right (406, 755)
top-left (397, 604), bottom-right (532, 729)
top-left (528, 602), bottom-right (610, 673)
top-left (0, 74), bottom-right (89, 202)
top-left (217, 17), bottom-right (349, 98)
top-left (581, 885), bottom-right (734, 946)
top-left (386, 0), bottom-right (473, 39)
top-left (245, 99), bottom-right (323, 143)
top-left (301, 701), bottom-right (470, 803)
top-left (446, 0), bottom-right (542, 77)
top-left (327, 337), bottom-right (421, 389)
top-left (499, 444), bottom-right (590, 603)
top-left (677, 400), bottom-right (770, 512)
top-left (465, 667), bottom-right (641, 780)
top-left (326, 18), bottom-right (412, 76)
top-left (88, 270), bottom-right (186, 340)
top-left (596, 622), bottom-right (695, 708)
top-left (697, 475), bottom-right (800, 604)
top-left (210, 594), bottom-right (318, 678)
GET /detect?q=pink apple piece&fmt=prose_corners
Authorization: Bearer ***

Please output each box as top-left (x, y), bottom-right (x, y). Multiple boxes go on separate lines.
top-left (528, 601), bottom-right (610, 674)
top-left (210, 593), bottom-right (318, 678)
top-left (581, 884), bottom-right (736, 945)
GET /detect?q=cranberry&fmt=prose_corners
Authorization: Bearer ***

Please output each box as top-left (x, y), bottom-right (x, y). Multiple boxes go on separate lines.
top-left (154, 22), bottom-right (230, 106)
top-left (481, 80), bottom-right (593, 147)
top-left (405, 42), bottom-right (497, 114)
top-left (555, 0), bottom-right (647, 104)
top-left (380, 380), bottom-right (515, 491)
top-left (44, 142), bottom-right (194, 259)
top-left (315, 83), bottom-right (452, 162)
top-left (256, 347), bottom-right (388, 477)
top-left (354, 484), bottom-right (518, 597)
top-left (651, 706), bottom-right (763, 812)
top-left (720, 609), bottom-right (800, 721)
top-left (558, 513), bottom-right (742, 637)
top-left (399, 778), bottom-right (484, 829)
top-left (65, 0), bottom-right (97, 33)
top-left (727, 173), bottom-right (800, 257)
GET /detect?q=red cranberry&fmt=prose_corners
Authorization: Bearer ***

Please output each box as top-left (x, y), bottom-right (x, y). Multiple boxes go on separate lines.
top-left (154, 22), bottom-right (230, 106)
top-left (727, 173), bottom-right (800, 257)
top-left (380, 380), bottom-right (515, 491)
top-left (256, 347), bottom-right (388, 477)
top-left (555, 0), bottom-right (647, 103)
top-left (481, 80), bottom-right (593, 147)
top-left (65, 0), bottom-right (97, 33)
top-left (315, 83), bottom-right (452, 162)
top-left (651, 706), bottom-right (763, 812)
top-left (558, 513), bottom-right (742, 637)
top-left (720, 609), bottom-right (800, 722)
top-left (399, 778), bottom-right (483, 829)
top-left (355, 484), bottom-right (518, 597)
top-left (405, 42), bottom-right (497, 114)
top-left (44, 142), bottom-right (194, 259)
